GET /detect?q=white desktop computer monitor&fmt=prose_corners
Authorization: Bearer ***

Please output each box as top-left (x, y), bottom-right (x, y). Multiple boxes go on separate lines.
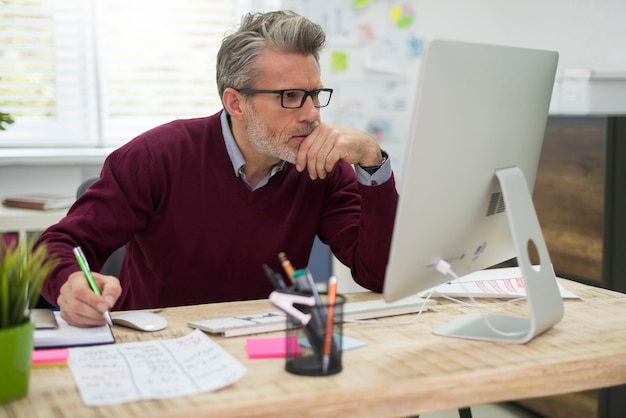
top-left (382, 39), bottom-right (564, 344)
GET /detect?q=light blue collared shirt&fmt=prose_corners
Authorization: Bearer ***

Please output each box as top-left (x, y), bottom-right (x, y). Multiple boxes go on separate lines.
top-left (220, 111), bottom-right (392, 190)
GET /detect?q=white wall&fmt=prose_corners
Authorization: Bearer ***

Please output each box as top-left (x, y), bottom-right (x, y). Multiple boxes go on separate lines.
top-left (415, 0), bottom-right (626, 71)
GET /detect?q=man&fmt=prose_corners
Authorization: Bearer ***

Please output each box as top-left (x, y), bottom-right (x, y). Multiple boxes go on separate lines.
top-left (37, 10), bottom-right (398, 327)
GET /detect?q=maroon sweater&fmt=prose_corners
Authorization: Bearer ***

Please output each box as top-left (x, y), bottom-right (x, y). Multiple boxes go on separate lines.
top-left (38, 111), bottom-right (399, 310)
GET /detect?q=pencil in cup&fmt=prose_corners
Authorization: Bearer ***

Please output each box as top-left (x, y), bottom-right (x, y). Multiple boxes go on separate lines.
top-left (284, 292), bottom-right (345, 377)
top-left (278, 252), bottom-right (296, 284)
top-left (322, 276), bottom-right (338, 374)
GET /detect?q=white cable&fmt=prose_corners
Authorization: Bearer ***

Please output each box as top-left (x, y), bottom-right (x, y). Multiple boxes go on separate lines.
top-left (345, 261), bottom-right (526, 333)
top-left (435, 259), bottom-right (526, 338)
top-left (434, 293), bottom-right (526, 309)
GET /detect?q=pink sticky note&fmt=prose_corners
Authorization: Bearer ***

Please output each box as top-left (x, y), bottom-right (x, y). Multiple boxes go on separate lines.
top-left (246, 336), bottom-right (300, 359)
top-left (32, 348), bottom-right (69, 367)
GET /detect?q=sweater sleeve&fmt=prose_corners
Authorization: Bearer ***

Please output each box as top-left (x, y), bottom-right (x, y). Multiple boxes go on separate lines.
top-left (36, 126), bottom-right (169, 307)
top-left (318, 162), bottom-right (399, 293)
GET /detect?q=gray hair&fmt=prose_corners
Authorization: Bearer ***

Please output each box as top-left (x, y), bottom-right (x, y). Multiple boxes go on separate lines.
top-left (216, 10), bottom-right (326, 105)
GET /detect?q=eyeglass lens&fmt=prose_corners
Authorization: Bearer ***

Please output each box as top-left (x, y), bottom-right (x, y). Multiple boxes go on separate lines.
top-left (282, 90), bottom-right (331, 108)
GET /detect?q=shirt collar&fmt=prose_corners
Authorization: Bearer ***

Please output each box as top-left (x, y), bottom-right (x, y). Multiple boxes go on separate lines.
top-left (221, 110), bottom-right (246, 177)
top-left (220, 110), bottom-right (286, 189)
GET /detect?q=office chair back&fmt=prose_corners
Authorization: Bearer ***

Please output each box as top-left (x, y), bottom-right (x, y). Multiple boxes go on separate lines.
top-left (77, 177), bottom-right (125, 277)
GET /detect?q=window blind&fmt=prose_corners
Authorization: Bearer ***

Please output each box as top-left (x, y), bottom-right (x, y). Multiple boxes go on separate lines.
top-left (0, 0), bottom-right (97, 146)
top-left (94, 0), bottom-right (239, 146)
top-left (0, 0), bottom-right (241, 148)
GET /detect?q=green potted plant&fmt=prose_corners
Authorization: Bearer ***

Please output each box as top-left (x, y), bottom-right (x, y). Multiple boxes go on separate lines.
top-left (0, 236), bottom-right (57, 403)
top-left (0, 76), bottom-right (15, 131)
top-left (0, 111), bottom-right (13, 131)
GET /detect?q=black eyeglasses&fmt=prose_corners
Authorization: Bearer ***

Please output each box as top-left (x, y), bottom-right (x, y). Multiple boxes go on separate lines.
top-left (236, 88), bottom-right (333, 109)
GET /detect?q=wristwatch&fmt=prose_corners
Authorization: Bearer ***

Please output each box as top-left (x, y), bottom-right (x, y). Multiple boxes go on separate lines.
top-left (359, 150), bottom-right (388, 175)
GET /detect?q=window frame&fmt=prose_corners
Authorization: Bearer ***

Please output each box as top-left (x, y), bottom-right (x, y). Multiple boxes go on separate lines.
top-left (0, 0), bottom-right (279, 150)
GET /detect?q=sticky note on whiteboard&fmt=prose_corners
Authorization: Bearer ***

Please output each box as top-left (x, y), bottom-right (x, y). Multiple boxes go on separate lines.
top-left (331, 51), bottom-right (349, 72)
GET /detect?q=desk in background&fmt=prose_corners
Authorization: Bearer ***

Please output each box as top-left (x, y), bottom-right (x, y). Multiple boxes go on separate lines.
top-left (0, 205), bottom-right (67, 241)
top-left (3, 279), bottom-right (625, 418)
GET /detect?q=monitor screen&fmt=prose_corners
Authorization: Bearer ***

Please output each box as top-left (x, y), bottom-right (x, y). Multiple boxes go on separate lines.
top-left (382, 39), bottom-right (563, 343)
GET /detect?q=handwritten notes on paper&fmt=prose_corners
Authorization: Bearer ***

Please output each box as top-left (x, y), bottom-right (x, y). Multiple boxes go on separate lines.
top-left (420, 267), bottom-right (580, 299)
top-left (68, 329), bottom-right (246, 406)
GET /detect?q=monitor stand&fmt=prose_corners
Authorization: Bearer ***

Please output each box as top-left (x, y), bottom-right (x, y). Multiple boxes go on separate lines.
top-left (432, 166), bottom-right (564, 344)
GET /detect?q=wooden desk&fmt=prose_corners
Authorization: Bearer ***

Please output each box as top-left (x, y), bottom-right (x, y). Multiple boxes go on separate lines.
top-left (3, 280), bottom-right (626, 418)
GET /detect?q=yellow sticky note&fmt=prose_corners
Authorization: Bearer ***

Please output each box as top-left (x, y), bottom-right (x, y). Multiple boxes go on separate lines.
top-left (331, 52), bottom-right (348, 72)
top-left (390, 3), bottom-right (415, 29)
top-left (390, 4), bottom-right (403, 22)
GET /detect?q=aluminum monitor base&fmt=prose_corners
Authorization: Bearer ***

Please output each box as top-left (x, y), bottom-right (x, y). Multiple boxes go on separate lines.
top-left (432, 167), bottom-right (564, 344)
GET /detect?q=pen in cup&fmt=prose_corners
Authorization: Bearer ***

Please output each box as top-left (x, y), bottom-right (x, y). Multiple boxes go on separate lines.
top-left (73, 246), bottom-right (113, 326)
top-left (262, 263), bottom-right (287, 290)
top-left (293, 268), bottom-right (325, 355)
top-left (293, 268), bottom-right (321, 305)
top-left (322, 276), bottom-right (337, 374)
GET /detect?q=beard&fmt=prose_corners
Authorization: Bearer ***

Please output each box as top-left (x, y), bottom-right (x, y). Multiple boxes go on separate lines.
top-left (244, 101), bottom-right (318, 164)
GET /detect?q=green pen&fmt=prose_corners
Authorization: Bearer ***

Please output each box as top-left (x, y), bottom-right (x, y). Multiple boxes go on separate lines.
top-left (73, 246), bottom-right (113, 326)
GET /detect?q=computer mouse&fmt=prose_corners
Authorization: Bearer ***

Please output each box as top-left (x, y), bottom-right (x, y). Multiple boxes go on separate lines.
top-left (112, 311), bottom-right (168, 332)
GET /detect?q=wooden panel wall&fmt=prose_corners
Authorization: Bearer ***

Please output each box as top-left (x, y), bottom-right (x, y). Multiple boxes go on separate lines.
top-left (517, 117), bottom-right (607, 418)
top-left (532, 117), bottom-right (606, 284)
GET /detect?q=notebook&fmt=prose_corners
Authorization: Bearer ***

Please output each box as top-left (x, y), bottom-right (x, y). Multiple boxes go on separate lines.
top-left (2, 193), bottom-right (75, 211)
top-left (34, 311), bottom-right (115, 348)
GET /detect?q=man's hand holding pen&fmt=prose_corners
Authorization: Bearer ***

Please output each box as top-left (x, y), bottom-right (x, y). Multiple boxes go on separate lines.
top-left (57, 270), bottom-right (121, 327)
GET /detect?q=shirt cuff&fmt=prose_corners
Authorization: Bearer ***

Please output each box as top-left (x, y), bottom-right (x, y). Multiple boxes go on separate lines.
top-left (355, 152), bottom-right (392, 186)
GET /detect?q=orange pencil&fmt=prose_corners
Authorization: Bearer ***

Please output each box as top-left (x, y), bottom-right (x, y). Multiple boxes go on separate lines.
top-left (322, 276), bottom-right (337, 374)
top-left (278, 252), bottom-right (295, 283)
